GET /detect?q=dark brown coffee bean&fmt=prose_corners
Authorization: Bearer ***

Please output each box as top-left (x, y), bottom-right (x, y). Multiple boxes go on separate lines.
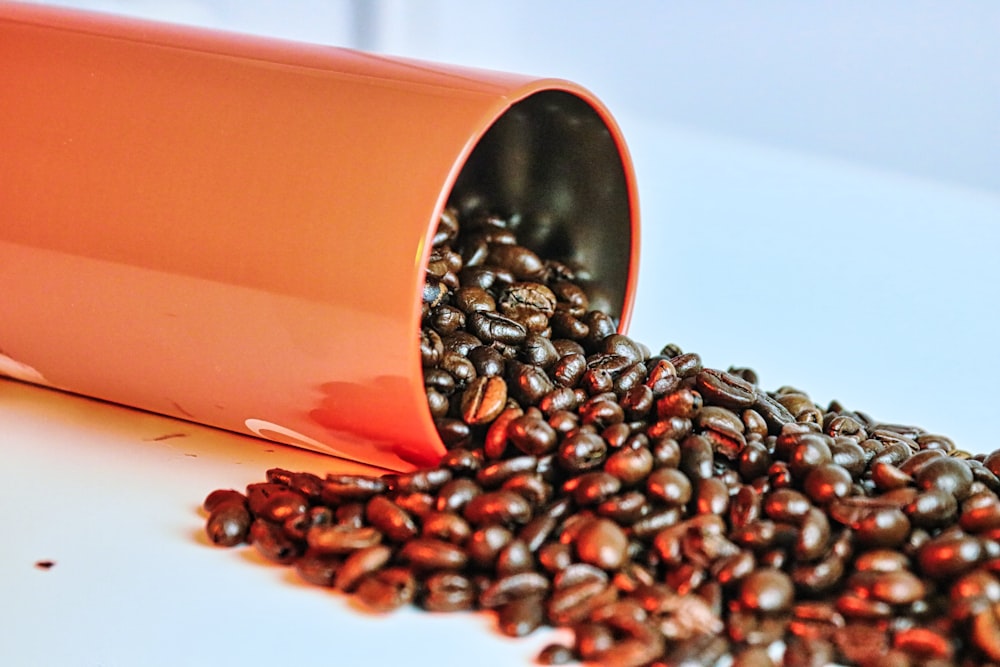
top-left (730, 485), bottom-right (763, 530)
top-left (495, 595), bottom-right (545, 637)
top-left (557, 431), bottom-right (607, 472)
top-left (206, 502), bottom-right (251, 546)
top-left (697, 368), bottom-right (756, 409)
top-left (679, 433), bottom-right (714, 480)
top-left (466, 524), bottom-right (513, 569)
top-left (788, 435), bottom-right (833, 479)
top-left (506, 361), bottom-right (555, 406)
top-left (655, 387), bottom-right (701, 419)
top-left (695, 477), bottom-right (730, 516)
top-left (354, 566), bottom-right (417, 612)
top-left (537, 643), bottom-right (575, 665)
top-left (918, 532), bottom-right (983, 579)
top-left (435, 477), bottom-right (482, 513)
top-left (574, 518), bottom-right (628, 571)
top-left (203, 489), bottom-right (247, 513)
top-left (792, 548), bottom-right (846, 594)
top-left (960, 491), bottom-right (1000, 533)
top-left (420, 510), bottom-right (472, 544)
top-left (480, 571), bottom-right (550, 608)
top-left (892, 626), bottom-right (954, 661)
top-left (752, 392), bottom-right (795, 434)
top-left (868, 570), bottom-right (926, 605)
top-left (458, 375), bottom-right (508, 425)
top-left (738, 568), bottom-right (793, 613)
top-left (389, 469), bottom-right (453, 496)
top-left (604, 446), bottom-right (654, 486)
top-left (801, 463), bottom-right (853, 505)
top-left (307, 524), bottom-right (382, 555)
top-left (397, 537), bottom-right (468, 572)
top-left (365, 495), bottom-right (418, 542)
top-left (669, 352), bottom-right (702, 378)
top-left (320, 475), bottom-right (387, 503)
top-left (972, 603), bottom-right (1000, 661)
top-left (763, 489), bottom-right (812, 523)
top-left (249, 519), bottom-right (302, 564)
top-left (334, 544), bottom-right (392, 592)
top-left (904, 489), bottom-right (959, 528)
top-left (486, 244), bottom-right (545, 281)
top-left (476, 455), bottom-right (539, 489)
top-left (464, 490), bottom-right (532, 526)
top-left (647, 467), bottom-right (692, 506)
top-left (916, 456), bottom-right (975, 500)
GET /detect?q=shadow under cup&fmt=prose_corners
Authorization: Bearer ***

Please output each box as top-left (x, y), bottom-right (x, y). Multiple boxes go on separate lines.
top-left (0, 3), bottom-right (639, 471)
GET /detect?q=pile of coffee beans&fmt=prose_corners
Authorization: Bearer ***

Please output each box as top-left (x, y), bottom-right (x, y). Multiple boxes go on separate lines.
top-left (203, 206), bottom-right (1000, 666)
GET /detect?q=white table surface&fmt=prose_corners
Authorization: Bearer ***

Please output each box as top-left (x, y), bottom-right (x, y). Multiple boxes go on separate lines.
top-left (3, 6), bottom-right (1000, 667)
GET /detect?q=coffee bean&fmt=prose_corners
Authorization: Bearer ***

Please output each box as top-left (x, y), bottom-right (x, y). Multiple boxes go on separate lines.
top-left (205, 502), bottom-right (251, 546)
top-left (557, 431), bottom-right (607, 472)
top-left (739, 568), bottom-right (793, 613)
top-left (354, 566), bottom-right (417, 612)
top-left (574, 518), bottom-right (628, 570)
top-left (365, 495), bottom-right (418, 542)
top-left (334, 544), bottom-right (392, 592)
top-left (918, 532), bottom-right (983, 579)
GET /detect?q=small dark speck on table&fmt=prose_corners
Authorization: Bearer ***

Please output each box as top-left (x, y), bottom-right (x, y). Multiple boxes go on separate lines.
top-left (148, 432), bottom-right (188, 442)
top-left (35, 560), bottom-right (55, 570)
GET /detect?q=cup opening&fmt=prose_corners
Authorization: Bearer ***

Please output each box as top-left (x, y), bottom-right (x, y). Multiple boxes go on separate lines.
top-left (447, 90), bottom-right (634, 323)
top-left (414, 88), bottom-right (636, 461)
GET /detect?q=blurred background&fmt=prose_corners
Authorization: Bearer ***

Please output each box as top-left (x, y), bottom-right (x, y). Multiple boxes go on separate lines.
top-left (18, 0), bottom-right (1000, 448)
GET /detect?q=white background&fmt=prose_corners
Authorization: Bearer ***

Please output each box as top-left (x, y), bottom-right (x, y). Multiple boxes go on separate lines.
top-left (3, 2), bottom-right (1000, 666)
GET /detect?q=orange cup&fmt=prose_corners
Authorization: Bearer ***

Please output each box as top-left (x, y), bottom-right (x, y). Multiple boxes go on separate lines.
top-left (0, 3), bottom-right (639, 470)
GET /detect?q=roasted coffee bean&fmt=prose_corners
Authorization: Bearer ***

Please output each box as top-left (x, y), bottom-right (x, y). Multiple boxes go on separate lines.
top-left (480, 571), bottom-right (550, 609)
top-left (904, 488), bottom-right (959, 528)
top-left (604, 446), bottom-right (654, 486)
top-left (354, 566), bottom-right (417, 612)
top-left (918, 532), bottom-right (983, 578)
top-left (802, 463), bottom-right (853, 505)
top-left (463, 490), bottom-right (532, 527)
top-left (647, 467), bottom-right (692, 506)
top-left (321, 475), bottom-right (387, 503)
top-left (679, 433), bottom-right (714, 480)
top-left (557, 431), bottom-right (607, 472)
top-left (398, 537), bottom-right (468, 572)
top-left (421, 510), bottom-right (472, 544)
top-left (203, 489), bottom-right (247, 513)
top-left (466, 524), bottom-right (514, 569)
top-left (567, 472), bottom-right (621, 506)
top-left (495, 595), bottom-right (545, 637)
top-left (506, 361), bottom-right (555, 406)
top-left (389, 469), bottom-right (453, 495)
top-left (435, 478), bottom-right (482, 512)
top-left (669, 352), bottom-right (702, 378)
top-left (697, 369), bottom-right (756, 409)
top-left (206, 502), bottom-right (251, 546)
top-left (307, 524), bottom-right (382, 555)
top-left (573, 518), bottom-right (628, 571)
top-left (502, 472), bottom-right (552, 509)
top-left (738, 568), bottom-right (793, 613)
top-left (655, 387), bottom-right (700, 419)
top-left (460, 375), bottom-right (508, 425)
top-left (916, 456), bottom-right (975, 500)
top-left (334, 544), bottom-right (392, 592)
top-left (250, 519), bottom-right (302, 564)
top-left (366, 495), bottom-right (418, 542)
top-left (476, 455), bottom-right (539, 489)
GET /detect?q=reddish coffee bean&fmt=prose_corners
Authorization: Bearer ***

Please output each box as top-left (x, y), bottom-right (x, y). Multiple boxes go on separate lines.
top-left (205, 502), bottom-right (251, 546)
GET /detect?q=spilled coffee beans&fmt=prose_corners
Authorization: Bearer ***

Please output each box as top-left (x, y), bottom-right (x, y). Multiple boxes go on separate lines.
top-left (203, 206), bottom-right (1000, 666)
